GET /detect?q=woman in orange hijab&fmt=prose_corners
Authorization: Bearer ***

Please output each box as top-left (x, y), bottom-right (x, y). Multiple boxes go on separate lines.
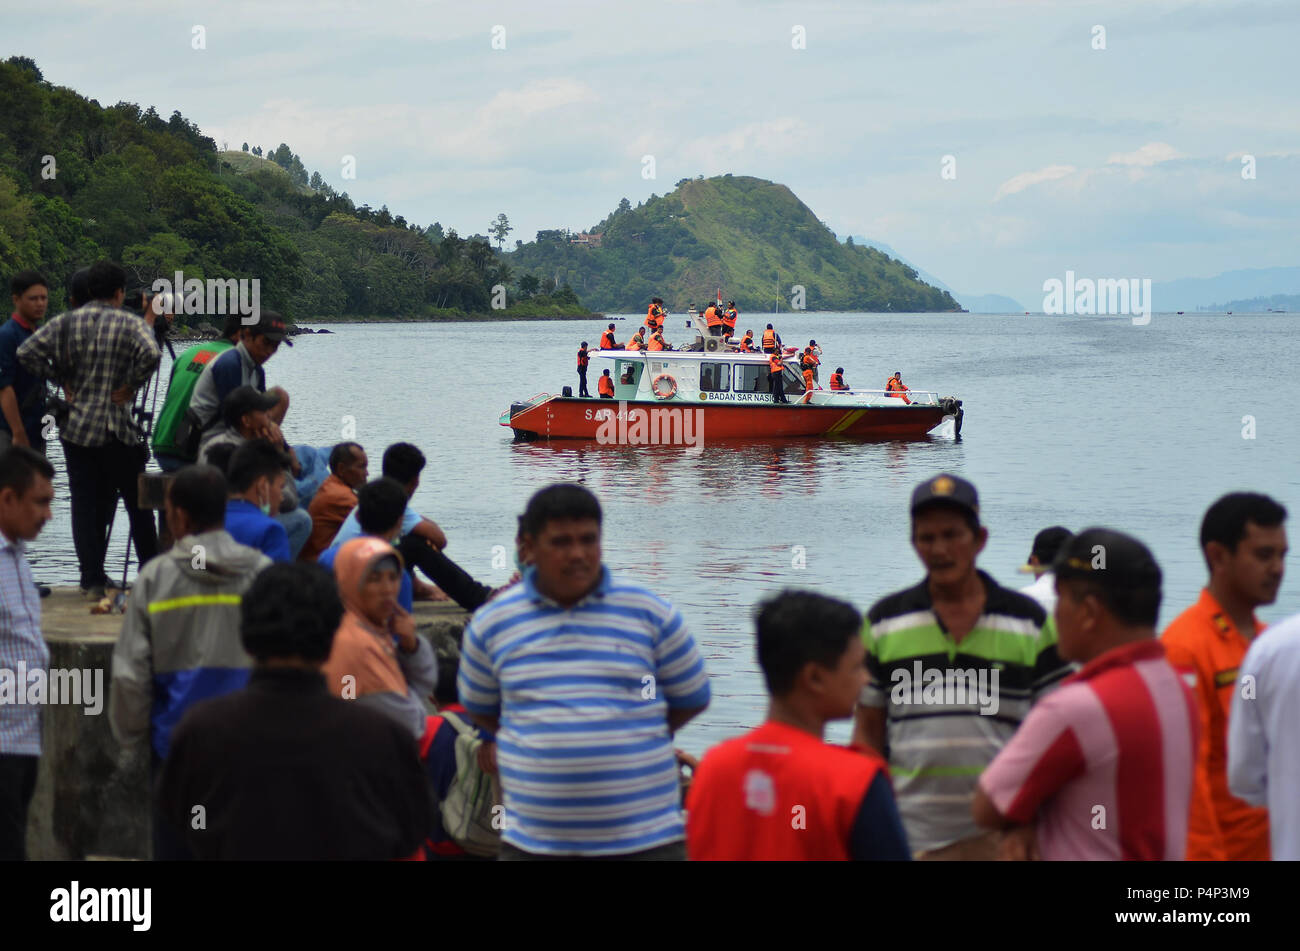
top-left (321, 537), bottom-right (436, 738)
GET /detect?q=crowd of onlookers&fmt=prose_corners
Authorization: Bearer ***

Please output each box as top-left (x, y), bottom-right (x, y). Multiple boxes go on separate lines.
top-left (1, 263), bottom-right (1298, 862)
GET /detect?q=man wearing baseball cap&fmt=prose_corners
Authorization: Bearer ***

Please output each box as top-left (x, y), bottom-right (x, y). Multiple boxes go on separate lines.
top-left (851, 473), bottom-right (1071, 859)
top-left (974, 529), bottom-right (1198, 859)
top-left (185, 309), bottom-right (293, 441)
top-left (1019, 526), bottom-right (1073, 613)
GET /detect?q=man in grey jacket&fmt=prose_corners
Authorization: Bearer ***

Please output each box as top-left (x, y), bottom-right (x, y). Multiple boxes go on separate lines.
top-left (108, 463), bottom-right (271, 859)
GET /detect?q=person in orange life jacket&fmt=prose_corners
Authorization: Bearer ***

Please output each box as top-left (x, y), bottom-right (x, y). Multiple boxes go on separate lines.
top-left (576, 342), bottom-right (590, 397)
top-left (805, 340), bottom-right (821, 379)
top-left (886, 372), bottom-right (911, 404)
top-left (599, 324), bottom-right (618, 350)
top-left (648, 330), bottom-right (667, 351)
top-left (800, 366), bottom-right (816, 403)
top-left (768, 351), bottom-right (789, 403)
top-left (598, 369), bottom-right (615, 399)
top-left (626, 329), bottom-right (647, 351)
top-left (738, 330), bottom-right (755, 352)
top-left (704, 303), bottom-right (723, 336)
top-left (646, 298), bottom-right (664, 333)
top-left (830, 368), bottom-right (849, 391)
top-left (762, 325), bottom-right (777, 353)
top-left (721, 302), bottom-right (738, 339)
top-left (686, 590), bottom-right (911, 860)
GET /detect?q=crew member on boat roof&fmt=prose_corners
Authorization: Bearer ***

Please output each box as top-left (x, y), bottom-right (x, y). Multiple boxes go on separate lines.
top-left (600, 324), bottom-right (618, 350)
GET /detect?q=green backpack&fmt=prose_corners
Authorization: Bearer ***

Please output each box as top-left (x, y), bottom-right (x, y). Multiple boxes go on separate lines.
top-left (436, 711), bottom-right (503, 858)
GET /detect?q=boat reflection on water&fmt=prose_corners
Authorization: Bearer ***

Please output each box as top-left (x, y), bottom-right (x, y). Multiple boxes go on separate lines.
top-left (508, 435), bottom-right (964, 507)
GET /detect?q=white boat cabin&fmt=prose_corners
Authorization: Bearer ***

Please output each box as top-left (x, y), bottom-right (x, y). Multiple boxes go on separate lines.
top-left (591, 344), bottom-right (941, 408)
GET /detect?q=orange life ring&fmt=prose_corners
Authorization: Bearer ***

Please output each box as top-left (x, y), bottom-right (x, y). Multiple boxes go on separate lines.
top-left (651, 373), bottom-right (677, 400)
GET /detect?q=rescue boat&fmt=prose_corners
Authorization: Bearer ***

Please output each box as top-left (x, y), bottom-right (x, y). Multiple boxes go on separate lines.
top-left (501, 330), bottom-right (964, 442)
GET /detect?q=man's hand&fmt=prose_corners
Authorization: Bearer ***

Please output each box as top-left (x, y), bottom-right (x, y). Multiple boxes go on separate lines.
top-left (110, 386), bottom-right (133, 405)
top-left (476, 740), bottom-right (498, 775)
top-left (11, 430), bottom-right (30, 448)
top-left (998, 824), bottom-right (1040, 861)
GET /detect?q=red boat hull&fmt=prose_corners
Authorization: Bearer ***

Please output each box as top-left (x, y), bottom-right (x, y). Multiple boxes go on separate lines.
top-left (505, 397), bottom-right (950, 441)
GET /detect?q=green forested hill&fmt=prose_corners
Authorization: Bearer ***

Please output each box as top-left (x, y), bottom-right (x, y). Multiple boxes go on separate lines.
top-left (507, 175), bottom-right (960, 313)
top-left (0, 57), bottom-right (586, 320)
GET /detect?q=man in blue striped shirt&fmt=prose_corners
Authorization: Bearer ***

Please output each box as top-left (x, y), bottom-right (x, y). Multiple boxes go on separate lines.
top-left (0, 446), bottom-right (55, 860)
top-left (458, 484), bottom-right (710, 859)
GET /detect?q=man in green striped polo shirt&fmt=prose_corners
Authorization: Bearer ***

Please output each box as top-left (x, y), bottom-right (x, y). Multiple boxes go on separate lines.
top-left (851, 473), bottom-right (1071, 859)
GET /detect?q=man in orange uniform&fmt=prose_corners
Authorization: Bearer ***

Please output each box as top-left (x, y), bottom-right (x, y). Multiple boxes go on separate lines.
top-left (767, 351), bottom-right (788, 404)
top-left (599, 324), bottom-right (618, 350)
top-left (597, 369), bottom-right (615, 399)
top-left (686, 591), bottom-right (911, 860)
top-left (830, 368), bottom-right (849, 390)
top-left (885, 372), bottom-right (911, 404)
top-left (625, 328), bottom-right (647, 351)
top-left (703, 303), bottom-right (723, 337)
top-left (645, 298), bottom-right (664, 334)
top-left (1162, 493), bottom-right (1287, 860)
top-left (738, 330), bottom-right (755, 352)
top-left (721, 302), bottom-right (738, 340)
top-left (647, 330), bottom-right (667, 351)
top-left (800, 365), bottom-right (815, 403)
top-left (761, 325), bottom-right (777, 354)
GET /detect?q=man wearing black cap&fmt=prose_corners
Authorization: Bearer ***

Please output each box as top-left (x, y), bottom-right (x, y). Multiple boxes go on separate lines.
top-left (185, 309), bottom-right (292, 439)
top-left (974, 529), bottom-right (1197, 860)
top-left (851, 473), bottom-right (1071, 859)
top-left (1019, 526), bottom-right (1073, 613)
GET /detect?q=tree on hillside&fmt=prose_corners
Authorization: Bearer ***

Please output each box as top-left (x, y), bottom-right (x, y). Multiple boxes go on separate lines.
top-left (272, 143), bottom-right (294, 169)
top-left (309, 171), bottom-right (322, 190)
top-left (518, 274), bottom-right (540, 297)
top-left (617, 197), bottom-right (631, 215)
top-left (6, 56), bottom-right (43, 82)
top-left (489, 212), bottom-right (512, 250)
top-left (242, 142), bottom-right (249, 151)
top-left (252, 146), bottom-right (262, 157)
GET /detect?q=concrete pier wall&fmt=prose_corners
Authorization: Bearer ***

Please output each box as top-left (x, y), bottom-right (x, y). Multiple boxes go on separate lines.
top-left (25, 588), bottom-right (468, 860)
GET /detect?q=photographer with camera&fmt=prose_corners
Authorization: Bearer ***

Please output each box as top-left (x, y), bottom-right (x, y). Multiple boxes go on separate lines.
top-left (17, 260), bottom-right (161, 599)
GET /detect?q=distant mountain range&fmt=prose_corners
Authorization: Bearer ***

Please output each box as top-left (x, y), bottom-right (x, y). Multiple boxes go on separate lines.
top-left (1151, 268), bottom-right (1300, 312)
top-left (846, 241), bottom-right (1300, 315)
top-left (847, 238), bottom-right (1025, 313)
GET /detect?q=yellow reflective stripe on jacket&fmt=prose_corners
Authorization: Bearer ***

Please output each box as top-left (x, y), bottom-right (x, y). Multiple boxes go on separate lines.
top-left (147, 593), bottom-right (243, 614)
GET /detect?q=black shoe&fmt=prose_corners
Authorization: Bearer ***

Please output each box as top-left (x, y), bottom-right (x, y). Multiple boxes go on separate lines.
top-left (35, 583), bottom-right (50, 598)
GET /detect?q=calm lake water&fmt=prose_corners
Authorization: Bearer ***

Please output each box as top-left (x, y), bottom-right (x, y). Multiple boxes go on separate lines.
top-left (31, 311), bottom-right (1300, 752)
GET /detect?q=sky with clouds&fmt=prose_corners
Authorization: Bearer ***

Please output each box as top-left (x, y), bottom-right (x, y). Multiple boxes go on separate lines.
top-left (7, 0), bottom-right (1298, 306)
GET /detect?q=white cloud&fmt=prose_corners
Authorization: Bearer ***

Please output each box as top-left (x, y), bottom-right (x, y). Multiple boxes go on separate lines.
top-left (1106, 142), bottom-right (1184, 167)
top-left (994, 164), bottom-right (1076, 200)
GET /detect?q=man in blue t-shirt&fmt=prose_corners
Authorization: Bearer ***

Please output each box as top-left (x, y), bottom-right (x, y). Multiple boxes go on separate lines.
top-left (333, 443), bottom-right (494, 612)
top-left (319, 478), bottom-right (414, 611)
top-left (223, 440), bottom-right (292, 562)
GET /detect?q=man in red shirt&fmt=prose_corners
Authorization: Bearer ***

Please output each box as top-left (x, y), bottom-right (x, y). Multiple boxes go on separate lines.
top-left (1162, 493), bottom-right (1286, 860)
top-left (973, 529), bottom-right (1198, 860)
top-left (686, 591), bottom-right (910, 861)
